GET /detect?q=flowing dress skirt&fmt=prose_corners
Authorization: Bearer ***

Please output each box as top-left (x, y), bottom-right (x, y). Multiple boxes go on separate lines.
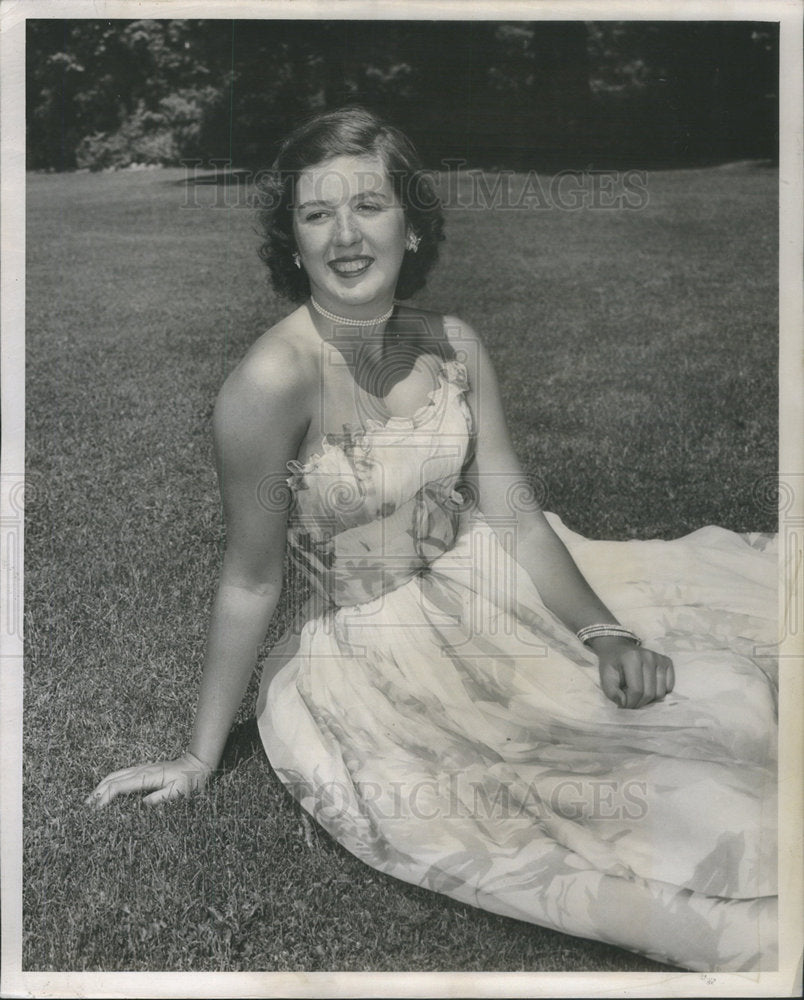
top-left (257, 511), bottom-right (778, 971)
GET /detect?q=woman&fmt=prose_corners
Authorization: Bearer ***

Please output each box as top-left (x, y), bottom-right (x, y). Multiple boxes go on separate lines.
top-left (88, 107), bottom-right (778, 971)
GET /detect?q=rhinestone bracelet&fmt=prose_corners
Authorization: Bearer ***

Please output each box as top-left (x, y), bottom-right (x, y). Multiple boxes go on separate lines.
top-left (576, 624), bottom-right (642, 647)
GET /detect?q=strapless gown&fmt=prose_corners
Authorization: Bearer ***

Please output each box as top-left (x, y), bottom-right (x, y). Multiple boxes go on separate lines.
top-left (256, 359), bottom-right (778, 971)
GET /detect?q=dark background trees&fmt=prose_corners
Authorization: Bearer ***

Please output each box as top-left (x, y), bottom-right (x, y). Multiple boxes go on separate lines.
top-left (26, 19), bottom-right (778, 172)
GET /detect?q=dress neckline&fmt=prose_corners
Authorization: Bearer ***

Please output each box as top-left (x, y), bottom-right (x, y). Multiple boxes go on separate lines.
top-left (287, 360), bottom-right (468, 482)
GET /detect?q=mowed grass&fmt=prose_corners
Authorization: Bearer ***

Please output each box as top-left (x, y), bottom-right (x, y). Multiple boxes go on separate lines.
top-left (24, 163), bottom-right (777, 972)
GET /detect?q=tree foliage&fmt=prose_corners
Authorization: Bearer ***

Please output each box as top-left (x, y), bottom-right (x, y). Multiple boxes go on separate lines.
top-left (26, 19), bottom-right (778, 171)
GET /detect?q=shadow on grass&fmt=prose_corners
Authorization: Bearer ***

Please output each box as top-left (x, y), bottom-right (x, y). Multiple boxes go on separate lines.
top-left (220, 717), bottom-right (266, 773)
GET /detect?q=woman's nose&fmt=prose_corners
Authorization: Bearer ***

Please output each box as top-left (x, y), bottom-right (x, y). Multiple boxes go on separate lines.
top-left (333, 209), bottom-right (360, 246)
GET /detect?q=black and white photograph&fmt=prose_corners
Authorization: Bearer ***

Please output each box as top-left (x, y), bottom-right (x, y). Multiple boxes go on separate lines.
top-left (1, 1), bottom-right (802, 996)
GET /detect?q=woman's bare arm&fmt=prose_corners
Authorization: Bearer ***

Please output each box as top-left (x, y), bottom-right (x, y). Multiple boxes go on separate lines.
top-left (87, 338), bottom-right (310, 806)
top-left (188, 345), bottom-right (310, 769)
top-left (447, 315), bottom-right (674, 709)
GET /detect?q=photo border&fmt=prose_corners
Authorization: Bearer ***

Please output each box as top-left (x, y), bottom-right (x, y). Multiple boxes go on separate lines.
top-left (2, 1), bottom-right (801, 996)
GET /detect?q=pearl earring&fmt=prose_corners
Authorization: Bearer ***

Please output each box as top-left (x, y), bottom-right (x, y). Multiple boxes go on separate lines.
top-left (292, 251), bottom-right (301, 269)
top-left (405, 231), bottom-right (421, 253)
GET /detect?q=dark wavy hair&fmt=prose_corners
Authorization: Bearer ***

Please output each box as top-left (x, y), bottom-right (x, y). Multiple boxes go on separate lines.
top-left (257, 106), bottom-right (445, 301)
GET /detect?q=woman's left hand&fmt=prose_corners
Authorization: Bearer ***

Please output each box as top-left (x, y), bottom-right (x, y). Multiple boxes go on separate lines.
top-left (592, 637), bottom-right (675, 709)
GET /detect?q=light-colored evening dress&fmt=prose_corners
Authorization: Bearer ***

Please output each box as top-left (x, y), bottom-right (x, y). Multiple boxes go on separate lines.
top-left (256, 341), bottom-right (777, 972)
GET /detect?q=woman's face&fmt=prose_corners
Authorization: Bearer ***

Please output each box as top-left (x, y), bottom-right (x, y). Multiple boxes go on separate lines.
top-left (292, 154), bottom-right (407, 318)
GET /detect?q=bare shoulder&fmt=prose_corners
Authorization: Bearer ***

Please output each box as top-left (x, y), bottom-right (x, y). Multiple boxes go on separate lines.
top-left (224, 306), bottom-right (316, 399)
top-left (214, 306), bottom-right (317, 447)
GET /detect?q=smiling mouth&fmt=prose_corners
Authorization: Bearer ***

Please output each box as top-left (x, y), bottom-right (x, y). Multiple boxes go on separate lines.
top-left (328, 256), bottom-right (374, 277)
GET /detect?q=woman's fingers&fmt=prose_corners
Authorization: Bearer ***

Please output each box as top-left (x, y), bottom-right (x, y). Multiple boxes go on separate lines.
top-left (143, 780), bottom-right (184, 807)
top-left (638, 657), bottom-right (657, 708)
top-left (85, 763), bottom-right (166, 809)
top-left (621, 652), bottom-right (646, 709)
top-left (85, 755), bottom-right (212, 809)
top-left (654, 660), bottom-right (668, 701)
top-left (655, 654), bottom-right (675, 701)
top-left (599, 661), bottom-right (626, 707)
top-left (616, 649), bottom-right (675, 709)
top-left (89, 763), bottom-right (142, 794)
top-left (595, 641), bottom-right (678, 710)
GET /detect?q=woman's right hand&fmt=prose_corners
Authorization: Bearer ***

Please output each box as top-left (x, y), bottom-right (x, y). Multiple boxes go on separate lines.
top-left (85, 751), bottom-right (214, 809)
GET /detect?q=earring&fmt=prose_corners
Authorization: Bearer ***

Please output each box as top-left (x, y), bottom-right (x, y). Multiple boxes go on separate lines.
top-left (292, 251), bottom-right (301, 269)
top-left (405, 231), bottom-right (421, 253)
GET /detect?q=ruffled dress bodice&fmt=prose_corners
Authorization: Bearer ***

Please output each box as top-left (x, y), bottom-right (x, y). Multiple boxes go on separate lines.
top-left (284, 360), bottom-right (473, 608)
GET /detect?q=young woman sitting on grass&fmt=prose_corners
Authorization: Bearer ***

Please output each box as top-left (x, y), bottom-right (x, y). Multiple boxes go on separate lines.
top-left (88, 106), bottom-right (778, 972)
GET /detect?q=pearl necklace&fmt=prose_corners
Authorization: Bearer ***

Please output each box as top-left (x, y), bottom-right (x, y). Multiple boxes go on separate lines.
top-left (310, 297), bottom-right (394, 327)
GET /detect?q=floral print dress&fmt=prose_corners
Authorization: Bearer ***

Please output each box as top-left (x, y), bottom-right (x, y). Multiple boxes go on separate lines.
top-left (256, 358), bottom-right (777, 971)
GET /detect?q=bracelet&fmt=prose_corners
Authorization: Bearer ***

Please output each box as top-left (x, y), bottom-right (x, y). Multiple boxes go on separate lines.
top-left (576, 624), bottom-right (642, 647)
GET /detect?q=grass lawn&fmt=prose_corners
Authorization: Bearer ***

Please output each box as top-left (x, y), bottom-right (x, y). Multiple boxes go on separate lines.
top-left (23, 162), bottom-right (777, 972)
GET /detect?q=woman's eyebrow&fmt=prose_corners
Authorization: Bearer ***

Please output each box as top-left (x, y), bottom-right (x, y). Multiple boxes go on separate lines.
top-left (296, 198), bottom-right (332, 211)
top-left (297, 190), bottom-right (392, 212)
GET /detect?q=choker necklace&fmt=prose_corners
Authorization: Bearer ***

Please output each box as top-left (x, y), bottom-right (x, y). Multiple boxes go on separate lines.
top-left (310, 297), bottom-right (394, 327)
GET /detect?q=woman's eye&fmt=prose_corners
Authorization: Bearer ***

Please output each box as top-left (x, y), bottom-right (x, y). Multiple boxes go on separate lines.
top-left (304, 211), bottom-right (328, 222)
top-left (356, 202), bottom-right (381, 213)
